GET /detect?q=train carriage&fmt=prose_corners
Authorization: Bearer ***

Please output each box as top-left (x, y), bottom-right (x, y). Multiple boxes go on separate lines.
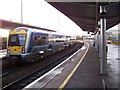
top-left (6, 27), bottom-right (72, 62)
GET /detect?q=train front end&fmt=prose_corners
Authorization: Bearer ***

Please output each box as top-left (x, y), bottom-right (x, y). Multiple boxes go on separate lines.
top-left (7, 28), bottom-right (28, 62)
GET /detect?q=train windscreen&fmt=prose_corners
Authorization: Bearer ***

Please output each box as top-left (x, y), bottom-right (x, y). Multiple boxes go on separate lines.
top-left (8, 34), bottom-right (26, 46)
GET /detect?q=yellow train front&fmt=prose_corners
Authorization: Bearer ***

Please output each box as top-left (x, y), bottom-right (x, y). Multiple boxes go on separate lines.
top-left (6, 27), bottom-right (31, 62)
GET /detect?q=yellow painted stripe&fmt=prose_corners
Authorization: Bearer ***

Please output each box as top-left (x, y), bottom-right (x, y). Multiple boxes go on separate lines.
top-left (10, 29), bottom-right (27, 34)
top-left (58, 42), bottom-right (89, 90)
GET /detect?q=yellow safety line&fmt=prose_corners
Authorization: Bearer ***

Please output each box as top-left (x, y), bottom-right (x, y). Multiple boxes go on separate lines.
top-left (58, 42), bottom-right (89, 90)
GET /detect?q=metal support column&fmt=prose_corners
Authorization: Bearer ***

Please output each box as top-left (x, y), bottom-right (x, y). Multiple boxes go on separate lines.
top-left (98, 28), bottom-right (101, 58)
top-left (95, 33), bottom-right (97, 48)
top-left (100, 6), bottom-right (107, 75)
top-left (96, 31), bottom-right (99, 52)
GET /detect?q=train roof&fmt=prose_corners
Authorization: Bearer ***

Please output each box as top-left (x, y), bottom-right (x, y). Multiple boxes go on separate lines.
top-left (15, 27), bottom-right (51, 34)
top-left (15, 27), bottom-right (68, 37)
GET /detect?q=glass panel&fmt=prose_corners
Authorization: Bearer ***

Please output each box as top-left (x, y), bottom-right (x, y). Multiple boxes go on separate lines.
top-left (18, 34), bottom-right (26, 46)
top-left (8, 35), bottom-right (19, 46)
top-left (8, 34), bottom-right (26, 46)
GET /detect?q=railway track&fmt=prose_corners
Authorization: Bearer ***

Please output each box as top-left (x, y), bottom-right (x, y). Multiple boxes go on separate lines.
top-left (2, 42), bottom-right (83, 89)
top-left (0, 70), bottom-right (16, 77)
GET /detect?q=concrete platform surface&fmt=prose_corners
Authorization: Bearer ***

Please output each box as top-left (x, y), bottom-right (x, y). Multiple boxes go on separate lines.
top-left (63, 41), bottom-right (104, 89)
top-left (24, 41), bottom-right (119, 90)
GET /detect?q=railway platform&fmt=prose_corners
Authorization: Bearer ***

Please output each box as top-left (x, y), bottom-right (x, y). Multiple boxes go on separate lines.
top-left (24, 41), bottom-right (119, 89)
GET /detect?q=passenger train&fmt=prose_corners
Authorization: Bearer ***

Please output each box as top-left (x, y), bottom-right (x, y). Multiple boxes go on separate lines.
top-left (6, 27), bottom-right (73, 62)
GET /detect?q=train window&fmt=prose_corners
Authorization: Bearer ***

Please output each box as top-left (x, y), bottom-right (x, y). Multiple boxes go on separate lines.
top-left (38, 37), bottom-right (47, 45)
top-left (8, 35), bottom-right (19, 46)
top-left (48, 36), bottom-right (55, 43)
top-left (32, 35), bottom-right (48, 46)
top-left (8, 34), bottom-right (26, 46)
top-left (34, 37), bottom-right (37, 41)
top-left (18, 34), bottom-right (26, 46)
top-left (32, 36), bottom-right (38, 46)
top-left (11, 35), bottom-right (18, 42)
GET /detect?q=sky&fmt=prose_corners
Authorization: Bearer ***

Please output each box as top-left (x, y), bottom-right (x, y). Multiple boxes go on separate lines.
top-left (107, 24), bottom-right (119, 32)
top-left (0, 0), bottom-right (86, 37)
top-left (0, 0), bottom-right (119, 37)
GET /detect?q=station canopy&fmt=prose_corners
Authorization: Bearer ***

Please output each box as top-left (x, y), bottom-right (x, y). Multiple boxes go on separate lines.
top-left (0, 19), bottom-right (55, 32)
top-left (46, 1), bottom-right (120, 33)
